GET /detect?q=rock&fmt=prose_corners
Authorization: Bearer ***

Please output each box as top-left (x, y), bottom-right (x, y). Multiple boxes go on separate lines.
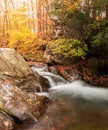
top-left (0, 82), bottom-right (49, 129)
top-left (0, 48), bottom-right (49, 92)
top-left (0, 110), bottom-right (15, 130)
top-left (82, 58), bottom-right (108, 87)
top-left (48, 58), bottom-right (108, 87)
top-left (0, 48), bottom-right (50, 129)
top-left (56, 65), bottom-right (81, 82)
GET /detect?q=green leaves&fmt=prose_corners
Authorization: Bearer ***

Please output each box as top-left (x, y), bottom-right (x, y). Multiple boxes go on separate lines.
top-left (85, 20), bottom-right (108, 47)
top-left (50, 38), bottom-right (88, 58)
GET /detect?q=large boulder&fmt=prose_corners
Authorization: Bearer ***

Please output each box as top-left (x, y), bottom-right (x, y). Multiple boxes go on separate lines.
top-left (0, 81), bottom-right (49, 129)
top-left (0, 82), bottom-right (49, 120)
top-left (0, 48), bottom-right (49, 92)
top-left (0, 48), bottom-right (50, 129)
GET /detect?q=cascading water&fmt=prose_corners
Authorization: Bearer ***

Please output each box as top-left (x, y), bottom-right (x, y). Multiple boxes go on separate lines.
top-left (31, 66), bottom-right (67, 87)
top-left (16, 66), bottom-right (108, 130)
top-left (50, 80), bottom-right (108, 102)
top-left (32, 66), bottom-right (108, 102)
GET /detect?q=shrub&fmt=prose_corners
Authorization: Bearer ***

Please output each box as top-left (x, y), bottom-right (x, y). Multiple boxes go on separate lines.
top-left (50, 38), bottom-right (88, 58)
top-left (7, 27), bottom-right (47, 61)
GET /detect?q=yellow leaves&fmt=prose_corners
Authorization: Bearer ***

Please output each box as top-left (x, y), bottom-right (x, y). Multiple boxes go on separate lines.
top-left (8, 26), bottom-right (35, 48)
top-left (7, 27), bottom-right (47, 61)
top-left (63, 0), bottom-right (81, 12)
top-left (70, 49), bottom-right (76, 55)
top-left (96, 16), bottom-right (99, 21)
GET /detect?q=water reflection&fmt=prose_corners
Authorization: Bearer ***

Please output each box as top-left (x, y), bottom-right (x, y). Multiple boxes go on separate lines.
top-left (15, 94), bottom-right (108, 130)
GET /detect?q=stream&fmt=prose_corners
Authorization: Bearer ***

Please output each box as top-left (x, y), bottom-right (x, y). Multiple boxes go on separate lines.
top-left (15, 66), bottom-right (108, 130)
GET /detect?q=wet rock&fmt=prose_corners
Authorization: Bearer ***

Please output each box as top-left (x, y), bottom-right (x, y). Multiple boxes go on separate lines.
top-left (48, 58), bottom-right (108, 87)
top-left (0, 82), bottom-right (49, 122)
top-left (56, 65), bottom-right (81, 82)
top-left (0, 48), bottom-right (49, 92)
top-left (82, 58), bottom-right (108, 87)
top-left (0, 48), bottom-right (50, 129)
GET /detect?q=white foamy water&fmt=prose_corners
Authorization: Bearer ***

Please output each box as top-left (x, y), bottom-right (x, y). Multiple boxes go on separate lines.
top-left (32, 66), bottom-right (108, 102)
top-left (50, 80), bottom-right (108, 102)
top-left (31, 67), bottom-right (67, 87)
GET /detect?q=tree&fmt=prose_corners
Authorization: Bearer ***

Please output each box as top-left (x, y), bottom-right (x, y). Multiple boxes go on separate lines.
top-left (51, 0), bottom-right (83, 38)
top-left (36, 0), bottom-right (54, 40)
top-left (51, 0), bottom-right (108, 39)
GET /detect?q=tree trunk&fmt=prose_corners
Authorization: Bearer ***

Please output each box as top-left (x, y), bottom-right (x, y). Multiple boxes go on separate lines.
top-left (106, 4), bottom-right (108, 19)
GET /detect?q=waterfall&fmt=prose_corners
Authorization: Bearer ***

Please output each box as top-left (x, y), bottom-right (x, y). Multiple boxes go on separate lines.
top-left (31, 66), bottom-right (68, 87)
top-left (32, 66), bottom-right (108, 103)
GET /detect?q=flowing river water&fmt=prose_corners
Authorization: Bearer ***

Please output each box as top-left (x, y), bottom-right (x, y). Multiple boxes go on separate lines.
top-left (15, 66), bottom-right (108, 130)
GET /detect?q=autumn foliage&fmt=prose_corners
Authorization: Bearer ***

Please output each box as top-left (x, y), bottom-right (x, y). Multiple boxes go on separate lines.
top-left (0, 0), bottom-right (53, 61)
top-left (0, 0), bottom-right (108, 62)
top-left (50, 38), bottom-right (88, 58)
top-left (8, 27), bottom-right (47, 61)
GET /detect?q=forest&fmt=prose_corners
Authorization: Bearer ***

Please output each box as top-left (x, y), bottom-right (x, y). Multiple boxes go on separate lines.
top-left (0, 0), bottom-right (108, 130)
top-left (0, 0), bottom-right (108, 62)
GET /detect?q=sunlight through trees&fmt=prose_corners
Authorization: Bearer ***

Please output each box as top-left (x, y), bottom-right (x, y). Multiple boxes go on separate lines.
top-left (0, 0), bottom-right (54, 38)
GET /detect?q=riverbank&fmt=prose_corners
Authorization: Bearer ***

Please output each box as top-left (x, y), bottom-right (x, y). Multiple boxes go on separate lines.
top-left (27, 58), bottom-right (108, 88)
